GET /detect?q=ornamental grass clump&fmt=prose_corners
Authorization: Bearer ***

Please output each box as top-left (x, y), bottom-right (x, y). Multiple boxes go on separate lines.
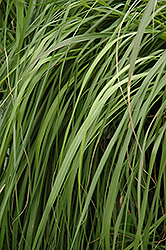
top-left (0, 0), bottom-right (166, 249)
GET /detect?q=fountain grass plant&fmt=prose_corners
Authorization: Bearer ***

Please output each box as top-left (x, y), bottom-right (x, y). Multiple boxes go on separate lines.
top-left (0, 0), bottom-right (166, 249)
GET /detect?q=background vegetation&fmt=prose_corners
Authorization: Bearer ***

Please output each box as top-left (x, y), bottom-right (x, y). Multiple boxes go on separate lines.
top-left (0, 0), bottom-right (166, 249)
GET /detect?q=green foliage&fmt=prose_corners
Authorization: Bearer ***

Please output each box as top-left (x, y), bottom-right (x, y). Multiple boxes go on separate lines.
top-left (0, 0), bottom-right (166, 249)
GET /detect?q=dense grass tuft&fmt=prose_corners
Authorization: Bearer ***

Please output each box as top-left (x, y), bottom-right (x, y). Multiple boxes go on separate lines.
top-left (0, 0), bottom-right (166, 249)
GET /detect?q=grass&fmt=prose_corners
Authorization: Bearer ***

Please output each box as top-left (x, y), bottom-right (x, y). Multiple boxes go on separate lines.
top-left (0, 0), bottom-right (166, 249)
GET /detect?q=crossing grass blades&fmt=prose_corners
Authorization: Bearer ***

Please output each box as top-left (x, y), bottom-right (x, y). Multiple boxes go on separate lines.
top-left (0, 0), bottom-right (166, 249)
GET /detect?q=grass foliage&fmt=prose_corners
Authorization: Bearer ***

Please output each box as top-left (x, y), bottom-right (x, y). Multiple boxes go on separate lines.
top-left (0, 0), bottom-right (166, 249)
